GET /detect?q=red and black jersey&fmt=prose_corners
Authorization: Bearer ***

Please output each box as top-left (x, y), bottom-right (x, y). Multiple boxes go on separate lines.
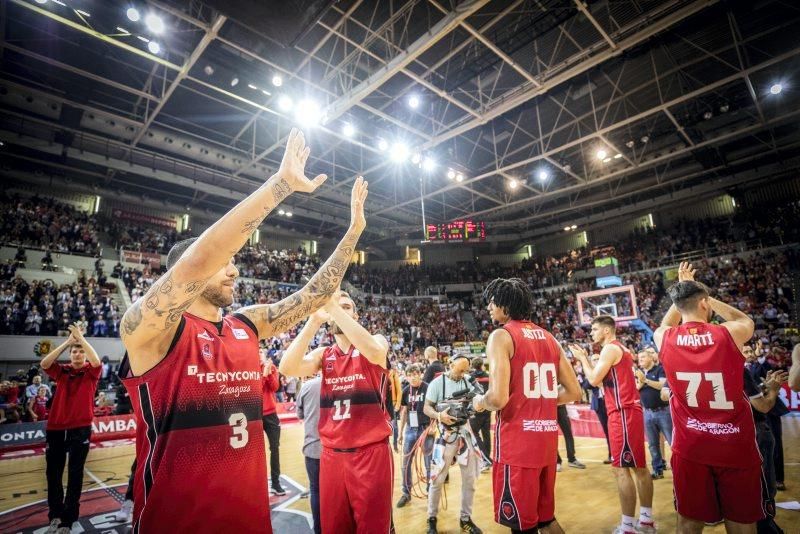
top-left (660, 322), bottom-right (760, 468)
top-left (45, 363), bottom-right (100, 430)
top-left (318, 343), bottom-right (392, 449)
top-left (123, 312), bottom-right (271, 534)
top-left (494, 320), bottom-right (561, 468)
top-left (602, 340), bottom-right (641, 414)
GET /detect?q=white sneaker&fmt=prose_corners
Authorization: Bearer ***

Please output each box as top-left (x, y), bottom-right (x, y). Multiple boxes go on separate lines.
top-left (636, 520), bottom-right (657, 533)
top-left (115, 499), bottom-right (133, 522)
top-left (612, 526), bottom-right (637, 534)
top-left (556, 463), bottom-right (563, 472)
top-left (46, 519), bottom-right (61, 534)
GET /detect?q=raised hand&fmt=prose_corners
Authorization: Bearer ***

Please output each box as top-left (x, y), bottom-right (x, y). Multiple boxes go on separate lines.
top-left (765, 370), bottom-right (788, 391)
top-left (678, 261), bottom-right (696, 282)
top-left (278, 128), bottom-right (328, 193)
top-left (569, 344), bottom-right (588, 360)
top-left (350, 176), bottom-right (368, 231)
top-left (311, 307), bottom-right (331, 324)
top-left (68, 323), bottom-right (85, 342)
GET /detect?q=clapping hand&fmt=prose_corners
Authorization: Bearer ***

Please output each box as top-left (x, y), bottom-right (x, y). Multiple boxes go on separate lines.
top-left (764, 370), bottom-right (789, 391)
top-left (67, 323), bottom-right (85, 343)
top-left (678, 262), bottom-right (696, 282)
top-left (568, 344), bottom-right (588, 361)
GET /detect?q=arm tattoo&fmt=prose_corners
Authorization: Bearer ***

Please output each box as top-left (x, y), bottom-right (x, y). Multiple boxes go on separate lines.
top-left (240, 178), bottom-right (292, 234)
top-left (122, 303), bottom-right (142, 337)
top-left (246, 229), bottom-right (360, 338)
top-left (271, 178), bottom-right (291, 204)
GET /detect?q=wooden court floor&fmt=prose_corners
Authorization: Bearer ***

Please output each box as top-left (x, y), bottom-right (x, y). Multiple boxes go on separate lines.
top-left (1, 417), bottom-right (798, 533)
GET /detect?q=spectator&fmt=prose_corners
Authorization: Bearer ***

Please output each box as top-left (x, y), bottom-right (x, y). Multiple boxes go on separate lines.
top-left (635, 347), bottom-right (672, 479)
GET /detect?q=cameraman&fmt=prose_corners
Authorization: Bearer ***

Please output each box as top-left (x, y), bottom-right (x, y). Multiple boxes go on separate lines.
top-left (423, 354), bottom-right (484, 534)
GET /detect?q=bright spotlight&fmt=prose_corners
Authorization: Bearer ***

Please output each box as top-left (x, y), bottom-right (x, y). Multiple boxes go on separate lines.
top-left (455, 173), bottom-right (464, 182)
top-left (596, 149), bottom-right (607, 160)
top-left (408, 95), bottom-right (420, 109)
top-left (272, 75), bottom-right (283, 87)
top-left (144, 13), bottom-right (165, 34)
top-left (703, 111), bottom-right (713, 120)
top-left (537, 170), bottom-right (548, 181)
top-left (277, 95), bottom-right (293, 112)
top-left (147, 41), bottom-right (160, 54)
top-left (278, 209), bottom-right (285, 215)
top-left (422, 157), bottom-right (436, 172)
top-left (286, 212), bottom-right (293, 217)
top-left (603, 157), bottom-right (612, 163)
top-left (614, 153), bottom-right (622, 159)
top-left (411, 153), bottom-right (422, 165)
top-left (342, 123), bottom-right (355, 137)
top-left (126, 7), bottom-right (140, 21)
top-left (447, 169), bottom-right (456, 180)
top-left (294, 99), bottom-right (322, 127)
top-left (35, 0), bottom-right (48, 4)
top-left (564, 226), bottom-right (571, 232)
top-left (230, 77), bottom-right (239, 87)
top-left (770, 83), bottom-right (783, 95)
top-left (390, 142), bottom-right (410, 163)
top-left (377, 139), bottom-right (389, 151)
top-left (509, 178), bottom-right (519, 190)
top-left (571, 224), bottom-right (577, 230)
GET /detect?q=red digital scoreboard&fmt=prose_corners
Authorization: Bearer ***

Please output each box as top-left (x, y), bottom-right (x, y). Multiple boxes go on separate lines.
top-left (425, 220), bottom-right (486, 242)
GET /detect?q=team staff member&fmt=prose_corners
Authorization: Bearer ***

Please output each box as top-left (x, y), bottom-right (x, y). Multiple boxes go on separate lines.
top-left (41, 324), bottom-right (101, 534)
top-left (422, 346), bottom-right (445, 384)
top-left (654, 262), bottom-right (763, 532)
top-left (397, 364), bottom-right (433, 508)
top-left (120, 130), bottom-right (367, 534)
top-left (296, 375), bottom-right (322, 534)
top-left (280, 291), bottom-right (393, 534)
top-left (571, 318), bottom-right (655, 534)
top-left (262, 351), bottom-right (286, 495)
top-left (635, 347), bottom-right (672, 479)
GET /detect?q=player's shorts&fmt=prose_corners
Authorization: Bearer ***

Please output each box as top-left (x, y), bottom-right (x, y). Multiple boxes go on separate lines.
top-left (608, 405), bottom-right (646, 468)
top-left (671, 453), bottom-right (767, 524)
top-left (320, 439), bottom-right (394, 534)
top-left (492, 462), bottom-right (556, 530)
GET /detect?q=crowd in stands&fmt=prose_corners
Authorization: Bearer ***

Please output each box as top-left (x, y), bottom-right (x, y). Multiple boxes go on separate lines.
top-left (235, 246), bottom-right (320, 285)
top-left (106, 222), bottom-right (191, 255)
top-left (0, 266), bottom-right (121, 337)
top-left (0, 193), bottom-right (102, 255)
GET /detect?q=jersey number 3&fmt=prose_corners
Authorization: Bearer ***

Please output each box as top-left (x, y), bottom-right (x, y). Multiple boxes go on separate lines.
top-left (523, 362), bottom-right (558, 399)
top-left (333, 399), bottom-right (352, 420)
top-left (228, 412), bottom-right (249, 449)
top-left (675, 372), bottom-right (733, 409)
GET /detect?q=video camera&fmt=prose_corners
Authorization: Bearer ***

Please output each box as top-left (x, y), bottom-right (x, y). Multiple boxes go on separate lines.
top-left (435, 388), bottom-right (477, 429)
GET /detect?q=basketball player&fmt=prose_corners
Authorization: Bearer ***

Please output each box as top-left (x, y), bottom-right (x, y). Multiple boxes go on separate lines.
top-left (473, 278), bottom-right (581, 534)
top-left (120, 129), bottom-right (368, 533)
top-left (654, 262), bottom-right (763, 533)
top-left (570, 317), bottom-right (655, 534)
top-left (279, 290), bottom-right (393, 533)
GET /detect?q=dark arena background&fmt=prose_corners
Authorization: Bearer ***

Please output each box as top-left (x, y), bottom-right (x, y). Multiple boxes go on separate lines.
top-left (0, 0), bottom-right (799, 532)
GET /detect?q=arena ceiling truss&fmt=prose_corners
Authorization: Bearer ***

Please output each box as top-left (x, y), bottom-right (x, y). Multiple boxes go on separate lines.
top-left (1, 0), bottom-right (799, 248)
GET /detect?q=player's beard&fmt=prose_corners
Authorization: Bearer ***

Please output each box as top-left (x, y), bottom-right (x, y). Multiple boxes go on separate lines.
top-left (203, 284), bottom-right (234, 308)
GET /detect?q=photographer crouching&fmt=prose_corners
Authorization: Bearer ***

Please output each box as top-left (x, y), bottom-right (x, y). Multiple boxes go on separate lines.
top-left (423, 353), bottom-right (484, 534)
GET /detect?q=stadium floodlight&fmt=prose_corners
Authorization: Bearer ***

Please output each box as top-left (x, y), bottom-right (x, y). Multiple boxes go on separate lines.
top-left (390, 142), bottom-right (410, 163)
top-left (447, 169), bottom-right (456, 180)
top-left (278, 209), bottom-right (285, 215)
top-left (537, 169), bottom-right (548, 181)
top-left (377, 139), bottom-right (389, 151)
top-left (286, 212), bottom-right (293, 217)
top-left (144, 13), bottom-right (165, 34)
top-left (509, 178), bottom-right (519, 190)
top-left (294, 99), bottom-right (322, 127)
top-left (342, 123), bottom-right (355, 137)
top-left (35, 0), bottom-right (48, 4)
top-left (564, 226), bottom-right (571, 231)
top-left (278, 95), bottom-right (293, 111)
top-left (272, 75), bottom-right (283, 87)
top-left (147, 41), bottom-right (160, 54)
top-left (614, 153), bottom-right (622, 159)
top-left (230, 77), bottom-right (239, 87)
top-left (411, 153), bottom-right (422, 165)
top-left (603, 157), bottom-right (612, 163)
top-left (408, 95), bottom-right (420, 109)
top-left (571, 224), bottom-right (577, 230)
top-left (703, 111), bottom-right (713, 120)
top-left (126, 7), bottom-right (140, 21)
top-left (596, 149), bottom-right (607, 160)
top-left (455, 173), bottom-right (464, 182)
top-left (770, 83), bottom-right (783, 95)
top-left (422, 157), bottom-right (436, 172)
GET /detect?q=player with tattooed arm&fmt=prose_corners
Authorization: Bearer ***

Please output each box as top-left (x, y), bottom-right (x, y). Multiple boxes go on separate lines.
top-left (120, 129), bottom-right (368, 534)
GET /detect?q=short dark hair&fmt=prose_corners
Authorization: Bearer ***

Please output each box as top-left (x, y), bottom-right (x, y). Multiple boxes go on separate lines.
top-left (406, 364), bottom-right (421, 375)
top-left (667, 280), bottom-right (710, 312)
top-left (471, 357), bottom-right (484, 371)
top-left (167, 237), bottom-right (198, 270)
top-left (483, 277), bottom-right (533, 320)
top-left (591, 315), bottom-right (617, 330)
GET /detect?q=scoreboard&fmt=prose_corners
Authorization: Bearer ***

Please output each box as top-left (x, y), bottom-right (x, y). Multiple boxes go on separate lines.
top-left (426, 220), bottom-right (486, 242)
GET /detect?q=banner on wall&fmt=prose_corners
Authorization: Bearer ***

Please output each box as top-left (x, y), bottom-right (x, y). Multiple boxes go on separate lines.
top-left (121, 250), bottom-right (162, 268)
top-left (0, 414), bottom-right (137, 449)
